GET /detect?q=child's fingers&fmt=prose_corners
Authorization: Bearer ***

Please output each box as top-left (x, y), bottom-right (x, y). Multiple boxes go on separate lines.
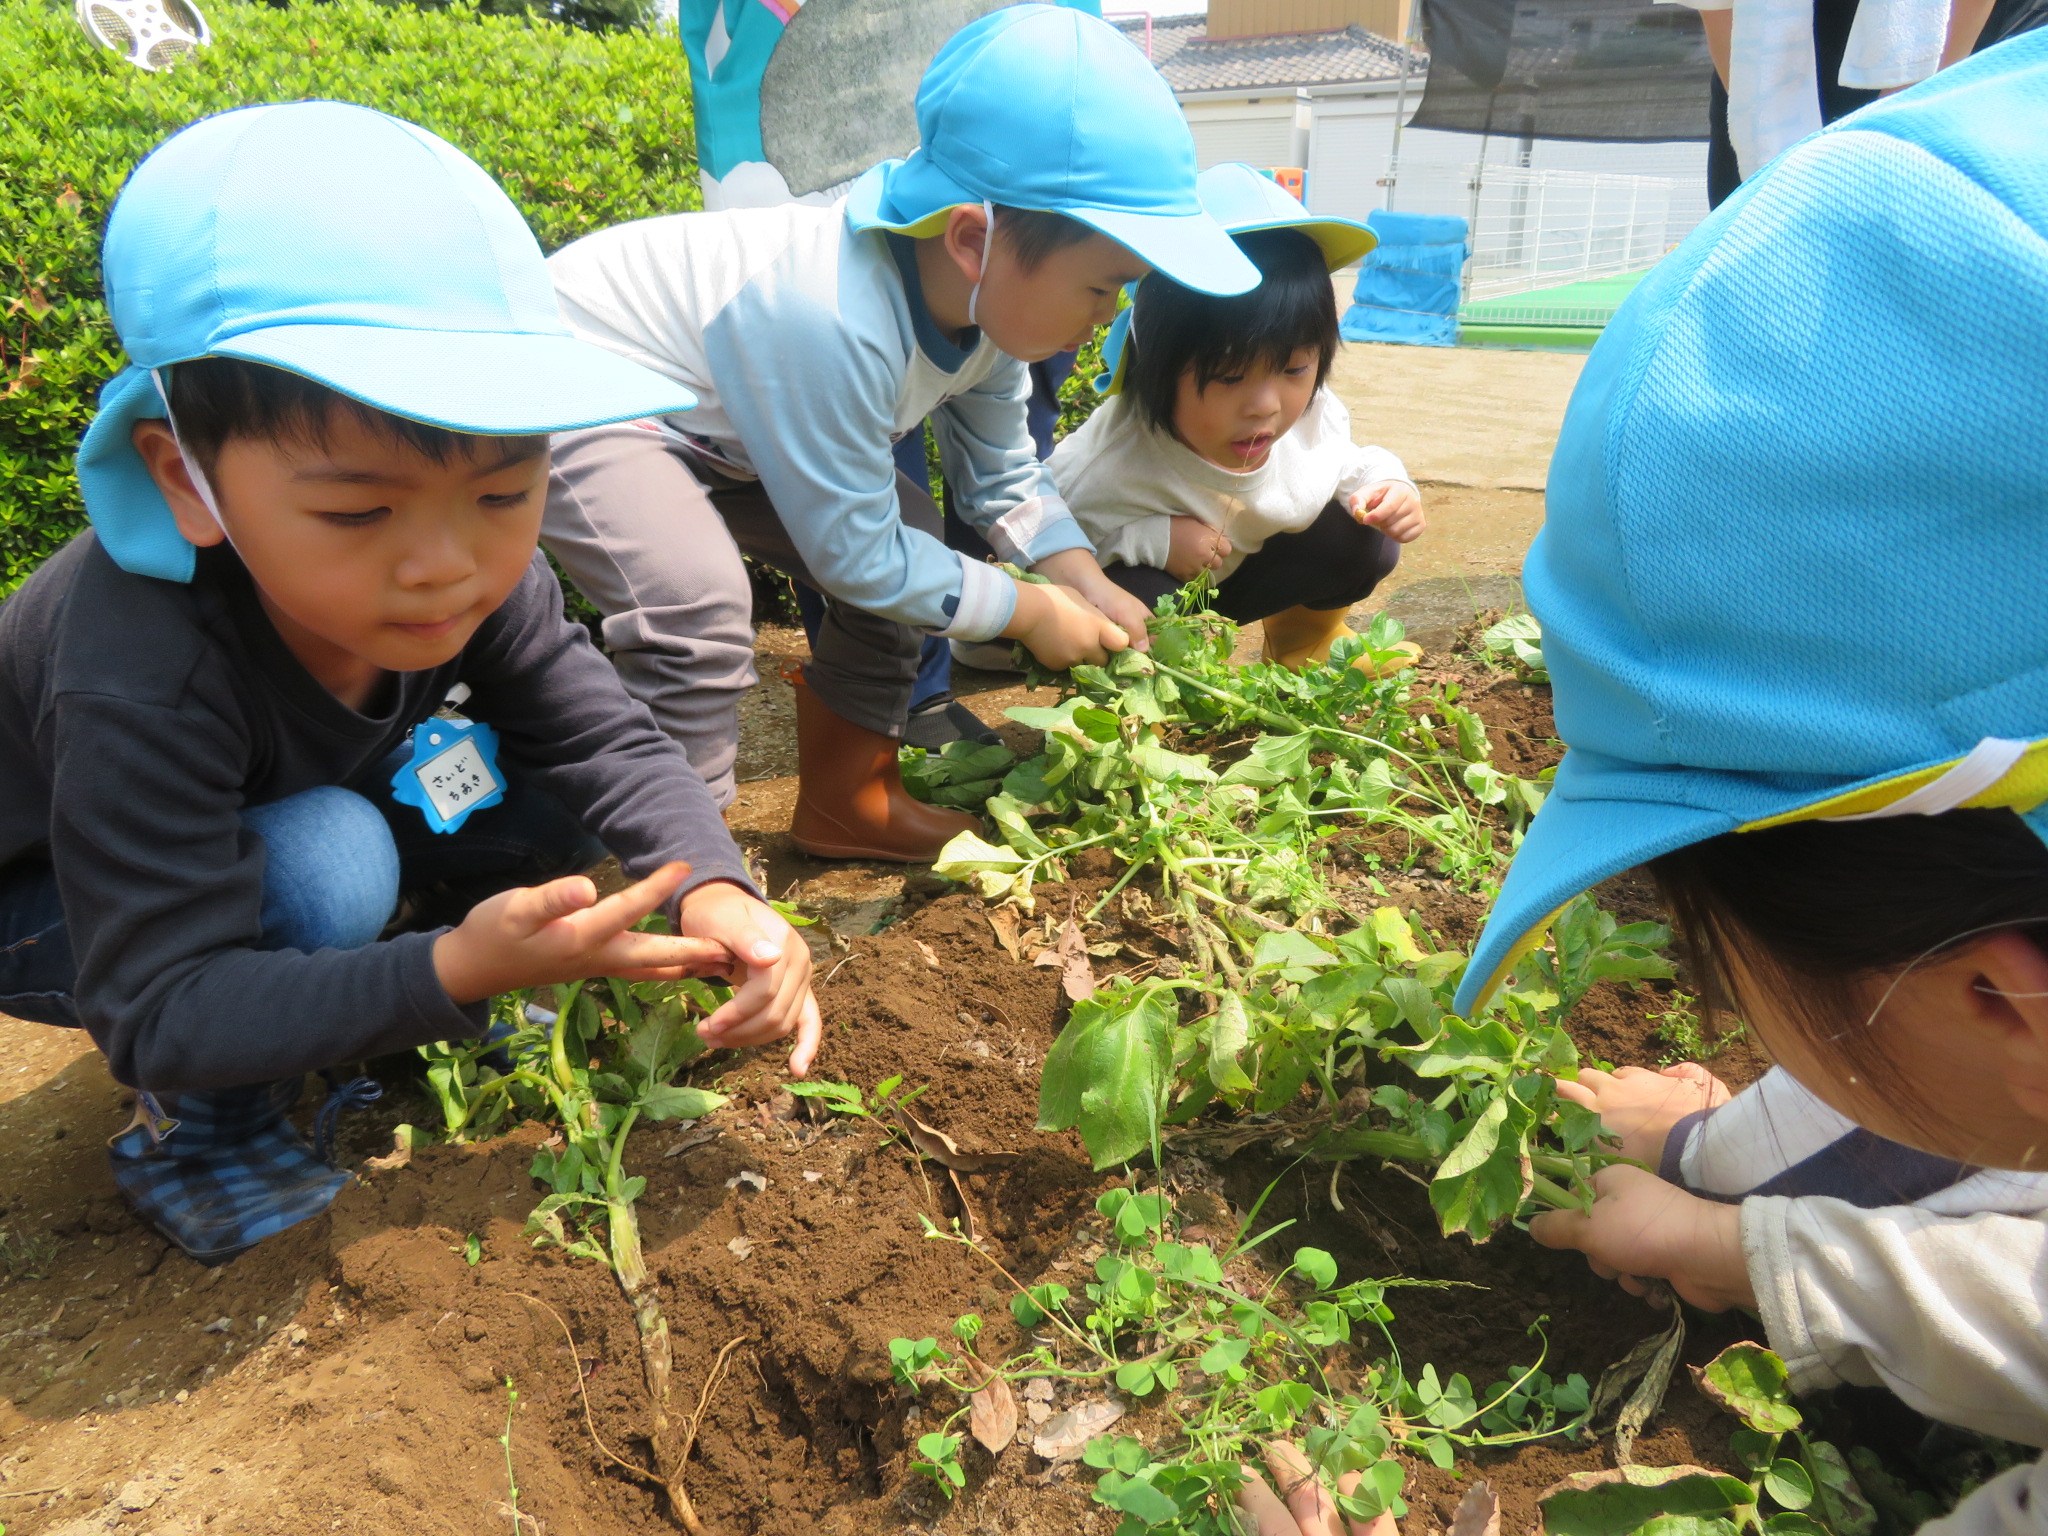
top-left (1331, 1471), bottom-right (1398, 1536)
top-left (787, 990), bottom-right (822, 1078)
top-left (549, 861), bottom-right (690, 948)
top-left (1527, 1203), bottom-right (1590, 1254)
top-left (1551, 1077), bottom-right (1600, 1112)
top-left (1265, 1442), bottom-right (1345, 1536)
top-left (501, 874), bottom-right (600, 937)
top-left (1232, 1467), bottom-right (1303, 1536)
top-left (596, 932), bottom-right (731, 976)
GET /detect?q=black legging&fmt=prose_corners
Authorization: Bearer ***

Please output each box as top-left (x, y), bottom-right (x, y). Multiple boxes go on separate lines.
top-left (1101, 500), bottom-right (1400, 624)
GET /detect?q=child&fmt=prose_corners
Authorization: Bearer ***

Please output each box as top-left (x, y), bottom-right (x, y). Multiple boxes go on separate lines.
top-left (0, 102), bottom-right (817, 1265)
top-left (1440, 31), bottom-right (2048, 1524)
top-left (1047, 164), bottom-right (1425, 670)
top-left (540, 4), bottom-right (1258, 862)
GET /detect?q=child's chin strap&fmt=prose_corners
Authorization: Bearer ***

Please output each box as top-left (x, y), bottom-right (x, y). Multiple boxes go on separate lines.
top-left (967, 198), bottom-right (995, 332)
top-left (147, 366), bottom-right (237, 552)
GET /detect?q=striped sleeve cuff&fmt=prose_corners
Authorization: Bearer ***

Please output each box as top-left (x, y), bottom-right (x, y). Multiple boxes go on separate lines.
top-left (933, 553), bottom-right (1016, 642)
top-left (987, 494), bottom-right (1093, 568)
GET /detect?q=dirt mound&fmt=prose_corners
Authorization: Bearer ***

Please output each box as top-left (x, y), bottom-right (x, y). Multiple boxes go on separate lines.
top-left (0, 671), bottom-right (1763, 1536)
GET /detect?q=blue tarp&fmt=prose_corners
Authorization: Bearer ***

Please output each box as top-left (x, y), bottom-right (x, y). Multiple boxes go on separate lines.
top-left (1340, 210), bottom-right (1470, 347)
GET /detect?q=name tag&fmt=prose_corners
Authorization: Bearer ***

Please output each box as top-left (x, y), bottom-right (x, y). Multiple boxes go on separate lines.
top-left (390, 714), bottom-right (505, 834)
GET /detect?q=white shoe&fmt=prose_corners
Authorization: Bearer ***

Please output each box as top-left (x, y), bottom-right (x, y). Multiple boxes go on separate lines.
top-left (949, 637), bottom-right (1025, 673)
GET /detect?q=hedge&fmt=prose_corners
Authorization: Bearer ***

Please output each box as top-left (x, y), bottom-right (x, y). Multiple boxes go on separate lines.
top-left (0, 0), bottom-right (698, 596)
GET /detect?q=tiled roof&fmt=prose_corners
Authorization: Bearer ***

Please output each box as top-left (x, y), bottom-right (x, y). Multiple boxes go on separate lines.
top-left (1113, 12), bottom-right (1425, 92)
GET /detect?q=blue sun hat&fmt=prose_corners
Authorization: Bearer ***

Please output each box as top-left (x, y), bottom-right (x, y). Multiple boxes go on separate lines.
top-left (1454, 30), bottom-right (2048, 1016)
top-left (844, 4), bottom-right (1257, 297)
top-left (1094, 162), bottom-right (1376, 392)
top-left (77, 101), bottom-right (698, 584)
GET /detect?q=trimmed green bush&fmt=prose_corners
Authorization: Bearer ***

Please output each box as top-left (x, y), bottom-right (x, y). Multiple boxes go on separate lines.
top-left (0, 0), bottom-right (697, 595)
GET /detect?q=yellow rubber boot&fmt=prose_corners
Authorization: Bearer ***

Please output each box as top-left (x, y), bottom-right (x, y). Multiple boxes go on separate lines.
top-left (1258, 606), bottom-right (1356, 670)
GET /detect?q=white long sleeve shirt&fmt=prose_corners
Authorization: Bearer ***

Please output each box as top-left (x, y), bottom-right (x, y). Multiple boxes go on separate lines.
top-left (546, 203), bottom-right (1091, 640)
top-left (1046, 388), bottom-right (1410, 581)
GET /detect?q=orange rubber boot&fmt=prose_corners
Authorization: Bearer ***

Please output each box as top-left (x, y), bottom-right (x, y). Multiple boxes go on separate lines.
top-left (788, 667), bottom-right (979, 862)
top-left (1259, 606), bottom-right (1356, 670)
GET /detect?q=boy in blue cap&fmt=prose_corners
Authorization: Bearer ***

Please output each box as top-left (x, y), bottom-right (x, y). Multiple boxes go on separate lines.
top-left (0, 102), bottom-right (818, 1265)
top-left (1434, 32), bottom-right (2048, 1522)
top-left (541, 4), bottom-right (1258, 862)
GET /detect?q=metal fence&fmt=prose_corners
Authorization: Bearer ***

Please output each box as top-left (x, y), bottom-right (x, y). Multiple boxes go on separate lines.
top-left (1457, 163), bottom-right (1709, 302)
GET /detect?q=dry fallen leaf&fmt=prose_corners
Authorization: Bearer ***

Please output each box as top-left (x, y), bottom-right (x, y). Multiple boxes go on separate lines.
top-left (946, 1167), bottom-right (980, 1243)
top-left (1032, 918), bottom-right (1096, 1001)
top-left (726, 1236), bottom-right (754, 1260)
top-left (899, 1110), bottom-right (1020, 1173)
top-left (965, 1360), bottom-right (1019, 1457)
top-left (985, 908), bottom-right (1024, 962)
top-left (364, 1126), bottom-right (414, 1172)
top-left (724, 1169), bottom-right (768, 1192)
top-left (914, 940), bottom-right (943, 970)
top-left (663, 1126), bottom-right (719, 1158)
top-left (1032, 1398), bottom-right (1123, 1462)
top-left (1448, 1481), bottom-right (1500, 1536)
top-left (1020, 1377), bottom-right (1055, 1403)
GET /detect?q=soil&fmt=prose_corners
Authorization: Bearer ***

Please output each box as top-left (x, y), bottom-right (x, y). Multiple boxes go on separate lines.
top-left (0, 654), bottom-right (1773, 1536)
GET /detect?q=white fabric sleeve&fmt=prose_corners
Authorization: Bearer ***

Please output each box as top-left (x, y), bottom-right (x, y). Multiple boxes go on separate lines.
top-left (1921, 1459), bottom-right (2048, 1536)
top-left (700, 282), bottom-right (992, 634)
top-left (935, 554), bottom-right (1015, 642)
top-left (1089, 513), bottom-right (1179, 575)
top-left (1335, 444), bottom-right (1416, 504)
top-left (1681, 1067), bottom-right (1861, 1193)
top-left (932, 358), bottom-right (1093, 567)
top-left (1741, 1195), bottom-right (2048, 1446)
top-left (1655, 0), bottom-right (1730, 11)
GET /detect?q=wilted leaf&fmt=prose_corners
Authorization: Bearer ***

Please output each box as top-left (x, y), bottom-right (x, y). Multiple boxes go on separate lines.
top-left (898, 1109), bottom-right (1019, 1173)
top-left (364, 1123), bottom-right (415, 1172)
top-left (1032, 1398), bottom-right (1124, 1462)
top-left (1450, 1481), bottom-right (1500, 1536)
top-left (934, 831), bottom-right (1028, 880)
top-left (1694, 1344), bottom-right (1801, 1434)
top-left (1038, 982), bottom-right (1176, 1169)
top-left (1590, 1307), bottom-right (1685, 1463)
top-left (1033, 918), bottom-right (1096, 1001)
top-left (965, 1360), bottom-right (1019, 1456)
top-left (986, 907), bottom-right (1024, 962)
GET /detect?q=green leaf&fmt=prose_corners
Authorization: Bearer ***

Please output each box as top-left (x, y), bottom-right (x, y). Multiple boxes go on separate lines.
top-left (1291, 1246), bottom-right (1339, 1290)
top-left (931, 831), bottom-right (1028, 880)
top-left (1198, 1337), bottom-right (1251, 1375)
top-left (1250, 929), bottom-right (1337, 980)
top-left (1219, 732), bottom-right (1315, 786)
top-left (1108, 1477), bottom-right (1179, 1525)
top-left (1203, 994), bottom-right (1257, 1096)
top-left (1540, 1470), bottom-right (1754, 1536)
top-left (637, 1085), bottom-right (727, 1122)
top-left (785, 1080), bottom-right (866, 1115)
top-left (1129, 740), bottom-right (1216, 782)
top-left (1802, 1438), bottom-right (1876, 1536)
top-left (1763, 1460), bottom-right (1813, 1511)
top-left (1695, 1344), bottom-right (1802, 1434)
top-left (1037, 983), bottom-right (1177, 1169)
top-left (1114, 1360), bottom-right (1157, 1395)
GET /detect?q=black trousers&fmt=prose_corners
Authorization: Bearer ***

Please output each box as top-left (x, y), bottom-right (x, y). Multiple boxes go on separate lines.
top-left (1102, 500), bottom-right (1400, 624)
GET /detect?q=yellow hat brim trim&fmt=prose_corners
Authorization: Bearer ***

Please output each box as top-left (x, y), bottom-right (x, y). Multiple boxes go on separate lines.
top-left (1461, 902), bottom-right (1568, 1018)
top-left (1738, 736), bottom-right (2048, 831)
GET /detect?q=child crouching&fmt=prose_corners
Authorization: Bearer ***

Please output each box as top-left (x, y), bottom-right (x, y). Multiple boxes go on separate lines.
top-left (1049, 164), bottom-right (1425, 669)
top-left (0, 102), bottom-right (816, 1266)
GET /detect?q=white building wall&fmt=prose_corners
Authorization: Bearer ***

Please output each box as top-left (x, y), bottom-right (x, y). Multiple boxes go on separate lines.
top-left (1182, 94), bottom-right (1312, 170)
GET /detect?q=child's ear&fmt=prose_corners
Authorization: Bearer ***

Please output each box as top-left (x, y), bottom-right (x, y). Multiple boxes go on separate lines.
top-left (942, 202), bottom-right (992, 285)
top-left (130, 419), bottom-right (227, 548)
top-left (1968, 930), bottom-right (2048, 1123)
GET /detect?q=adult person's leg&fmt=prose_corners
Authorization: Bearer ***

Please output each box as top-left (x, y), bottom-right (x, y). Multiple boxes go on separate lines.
top-left (542, 423), bottom-right (758, 807)
top-left (1212, 502), bottom-right (1402, 669)
top-left (714, 469), bottom-right (979, 861)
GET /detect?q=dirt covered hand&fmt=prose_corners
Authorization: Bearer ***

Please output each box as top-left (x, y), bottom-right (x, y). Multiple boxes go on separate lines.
top-left (1529, 1164), bottom-right (1753, 1313)
top-left (434, 861), bottom-right (733, 1006)
top-left (672, 878), bottom-right (821, 1076)
top-left (1002, 576), bottom-right (1132, 670)
top-left (1164, 514), bottom-right (1233, 582)
top-left (1233, 1442), bottom-right (1398, 1536)
top-left (1552, 1062), bottom-right (1731, 1165)
top-left (1028, 547), bottom-right (1154, 654)
top-left (1348, 481), bottom-right (1425, 544)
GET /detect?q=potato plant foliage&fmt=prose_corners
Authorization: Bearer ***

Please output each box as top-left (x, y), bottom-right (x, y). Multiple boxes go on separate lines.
top-left (0, 0), bottom-right (695, 595)
top-left (919, 605), bottom-right (1671, 1237)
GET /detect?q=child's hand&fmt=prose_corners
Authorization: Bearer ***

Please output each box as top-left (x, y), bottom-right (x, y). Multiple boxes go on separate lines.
top-left (1029, 549), bottom-right (1154, 653)
top-left (1529, 1164), bottom-right (1754, 1313)
top-left (1002, 578), bottom-right (1131, 669)
top-left (1164, 515), bottom-right (1233, 582)
top-left (673, 879), bottom-right (822, 1077)
top-left (434, 861), bottom-right (728, 1007)
top-left (1233, 1441), bottom-right (1397, 1536)
top-left (1349, 481), bottom-right (1425, 543)
top-left (1553, 1062), bottom-right (1731, 1166)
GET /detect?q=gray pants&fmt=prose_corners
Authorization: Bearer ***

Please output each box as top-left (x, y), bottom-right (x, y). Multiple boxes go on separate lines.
top-left (543, 423), bottom-right (937, 806)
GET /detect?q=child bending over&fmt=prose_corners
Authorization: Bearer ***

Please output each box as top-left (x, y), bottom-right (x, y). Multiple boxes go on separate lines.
top-left (0, 103), bottom-right (815, 1266)
top-left (1049, 164), bottom-right (1425, 670)
top-left (1440, 31), bottom-right (2048, 1535)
